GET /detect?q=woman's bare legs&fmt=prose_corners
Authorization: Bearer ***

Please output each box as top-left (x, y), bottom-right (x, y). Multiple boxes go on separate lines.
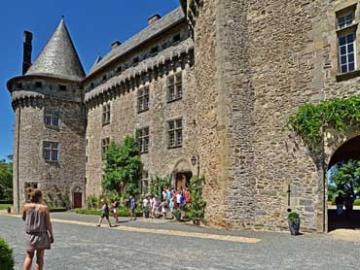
top-left (35, 249), bottom-right (45, 270)
top-left (23, 251), bottom-right (34, 270)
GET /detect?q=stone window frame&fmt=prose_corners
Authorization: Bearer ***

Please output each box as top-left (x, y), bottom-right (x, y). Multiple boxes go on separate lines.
top-left (102, 103), bottom-right (111, 126)
top-left (43, 141), bottom-right (60, 162)
top-left (137, 85), bottom-right (150, 113)
top-left (101, 137), bottom-right (111, 160)
top-left (168, 118), bottom-right (183, 149)
top-left (336, 5), bottom-right (360, 80)
top-left (136, 126), bottom-right (150, 154)
top-left (167, 71), bottom-right (183, 103)
top-left (44, 110), bottom-right (60, 129)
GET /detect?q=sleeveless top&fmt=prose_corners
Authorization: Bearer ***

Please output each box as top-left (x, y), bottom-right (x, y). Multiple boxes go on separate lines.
top-left (25, 206), bottom-right (48, 233)
top-left (23, 204), bottom-right (51, 251)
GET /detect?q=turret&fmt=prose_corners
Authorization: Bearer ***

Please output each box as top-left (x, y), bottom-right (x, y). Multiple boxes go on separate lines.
top-left (7, 18), bottom-right (86, 213)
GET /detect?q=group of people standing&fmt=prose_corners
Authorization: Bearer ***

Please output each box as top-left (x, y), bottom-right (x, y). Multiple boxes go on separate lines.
top-left (142, 187), bottom-right (191, 219)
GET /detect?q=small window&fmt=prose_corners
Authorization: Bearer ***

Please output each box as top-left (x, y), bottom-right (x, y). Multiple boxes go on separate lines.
top-left (102, 103), bottom-right (111, 125)
top-left (338, 32), bottom-right (356, 73)
top-left (168, 118), bottom-right (183, 148)
top-left (43, 141), bottom-right (59, 162)
top-left (59, 84), bottom-right (67, 91)
top-left (173, 34), bottom-right (181, 43)
top-left (167, 72), bottom-right (183, 102)
top-left (90, 83), bottom-right (95, 88)
top-left (101, 137), bottom-right (111, 159)
top-left (35, 81), bottom-right (42, 89)
top-left (44, 111), bottom-right (60, 128)
top-left (102, 75), bottom-right (107, 82)
top-left (337, 10), bottom-right (355, 29)
top-left (150, 46), bottom-right (159, 55)
top-left (116, 66), bottom-right (122, 73)
top-left (16, 83), bottom-right (23, 89)
top-left (137, 86), bottom-right (150, 113)
top-left (137, 127), bottom-right (150, 154)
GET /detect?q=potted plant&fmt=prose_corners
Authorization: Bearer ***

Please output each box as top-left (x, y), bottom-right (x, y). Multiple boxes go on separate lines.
top-left (288, 212), bottom-right (300, 235)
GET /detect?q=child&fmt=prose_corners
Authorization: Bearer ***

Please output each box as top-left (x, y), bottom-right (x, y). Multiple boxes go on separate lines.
top-left (97, 200), bottom-right (112, 227)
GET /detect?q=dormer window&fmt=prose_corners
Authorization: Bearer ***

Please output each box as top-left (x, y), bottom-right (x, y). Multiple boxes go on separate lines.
top-left (102, 75), bottom-right (107, 82)
top-left (35, 81), bottom-right (42, 89)
top-left (59, 84), bottom-right (67, 91)
top-left (116, 66), bottom-right (122, 73)
top-left (16, 83), bottom-right (23, 89)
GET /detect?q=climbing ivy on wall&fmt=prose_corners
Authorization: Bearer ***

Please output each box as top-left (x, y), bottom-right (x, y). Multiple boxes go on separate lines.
top-left (288, 95), bottom-right (360, 149)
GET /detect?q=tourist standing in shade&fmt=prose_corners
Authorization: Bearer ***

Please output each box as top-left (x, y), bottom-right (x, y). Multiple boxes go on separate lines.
top-left (22, 189), bottom-right (54, 270)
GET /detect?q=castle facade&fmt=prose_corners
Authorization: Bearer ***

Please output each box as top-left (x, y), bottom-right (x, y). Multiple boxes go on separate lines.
top-left (8, 0), bottom-right (360, 232)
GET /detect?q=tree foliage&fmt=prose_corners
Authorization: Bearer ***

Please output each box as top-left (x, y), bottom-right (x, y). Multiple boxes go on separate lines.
top-left (102, 136), bottom-right (142, 196)
top-left (187, 176), bottom-right (206, 221)
top-left (332, 159), bottom-right (360, 197)
top-left (149, 175), bottom-right (172, 197)
top-left (0, 238), bottom-right (14, 270)
top-left (288, 96), bottom-right (360, 149)
top-left (0, 160), bottom-right (13, 200)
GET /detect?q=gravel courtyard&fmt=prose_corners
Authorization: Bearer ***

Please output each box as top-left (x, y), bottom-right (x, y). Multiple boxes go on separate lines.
top-left (1, 213), bottom-right (360, 270)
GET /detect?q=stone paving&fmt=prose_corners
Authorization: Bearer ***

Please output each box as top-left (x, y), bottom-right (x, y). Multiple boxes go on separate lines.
top-left (1, 213), bottom-right (360, 269)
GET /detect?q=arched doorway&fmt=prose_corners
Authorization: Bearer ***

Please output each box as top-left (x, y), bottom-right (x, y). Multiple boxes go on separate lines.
top-left (327, 136), bottom-right (360, 231)
top-left (172, 158), bottom-right (194, 190)
top-left (72, 186), bottom-right (83, 209)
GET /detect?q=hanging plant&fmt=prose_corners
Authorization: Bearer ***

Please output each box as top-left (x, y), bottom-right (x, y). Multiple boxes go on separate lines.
top-left (288, 95), bottom-right (360, 149)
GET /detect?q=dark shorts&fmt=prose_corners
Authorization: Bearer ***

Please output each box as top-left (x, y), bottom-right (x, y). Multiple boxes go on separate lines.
top-left (101, 213), bottom-right (109, 219)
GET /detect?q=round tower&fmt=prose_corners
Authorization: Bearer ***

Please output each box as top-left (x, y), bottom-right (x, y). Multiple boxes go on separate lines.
top-left (7, 19), bottom-right (87, 213)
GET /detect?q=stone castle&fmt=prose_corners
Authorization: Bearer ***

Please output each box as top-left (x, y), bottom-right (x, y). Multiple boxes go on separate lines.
top-left (7, 0), bottom-right (360, 232)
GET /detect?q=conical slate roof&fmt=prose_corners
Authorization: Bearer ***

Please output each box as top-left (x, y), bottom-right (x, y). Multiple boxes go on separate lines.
top-left (26, 18), bottom-right (85, 81)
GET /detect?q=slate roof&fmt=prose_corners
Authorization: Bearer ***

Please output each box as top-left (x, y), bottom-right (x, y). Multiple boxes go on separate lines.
top-left (26, 18), bottom-right (85, 82)
top-left (88, 7), bottom-right (185, 77)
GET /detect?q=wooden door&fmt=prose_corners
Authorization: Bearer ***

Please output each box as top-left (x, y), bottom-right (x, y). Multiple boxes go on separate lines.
top-left (73, 192), bottom-right (82, 208)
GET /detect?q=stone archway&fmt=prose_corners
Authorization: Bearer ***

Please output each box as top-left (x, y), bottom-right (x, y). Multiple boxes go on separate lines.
top-left (326, 135), bottom-right (360, 231)
top-left (172, 158), bottom-right (194, 190)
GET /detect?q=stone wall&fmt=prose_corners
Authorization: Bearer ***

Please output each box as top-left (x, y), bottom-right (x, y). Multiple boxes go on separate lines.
top-left (85, 55), bottom-right (197, 197)
top-left (12, 97), bottom-right (86, 211)
top-left (188, 0), bottom-right (360, 232)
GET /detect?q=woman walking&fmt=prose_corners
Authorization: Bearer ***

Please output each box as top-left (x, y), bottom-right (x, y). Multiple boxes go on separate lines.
top-left (22, 189), bottom-right (54, 270)
top-left (97, 199), bottom-right (112, 227)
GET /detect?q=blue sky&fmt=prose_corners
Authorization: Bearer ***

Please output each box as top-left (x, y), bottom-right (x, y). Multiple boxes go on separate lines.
top-left (0, 0), bottom-right (179, 160)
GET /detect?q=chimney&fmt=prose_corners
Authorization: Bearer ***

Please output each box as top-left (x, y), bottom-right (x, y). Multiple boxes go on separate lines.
top-left (22, 31), bottom-right (33, 75)
top-left (148, 14), bottom-right (161, 25)
top-left (111, 41), bottom-right (121, 49)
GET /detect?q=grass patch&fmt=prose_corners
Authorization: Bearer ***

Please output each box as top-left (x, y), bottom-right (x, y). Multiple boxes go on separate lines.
top-left (75, 206), bottom-right (143, 217)
top-left (0, 204), bottom-right (12, 211)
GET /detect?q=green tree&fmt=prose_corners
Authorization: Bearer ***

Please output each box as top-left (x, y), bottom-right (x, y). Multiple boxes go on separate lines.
top-left (102, 136), bottom-right (142, 196)
top-left (0, 160), bottom-right (13, 200)
top-left (188, 176), bottom-right (206, 223)
top-left (332, 159), bottom-right (360, 198)
top-left (149, 175), bottom-right (172, 197)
